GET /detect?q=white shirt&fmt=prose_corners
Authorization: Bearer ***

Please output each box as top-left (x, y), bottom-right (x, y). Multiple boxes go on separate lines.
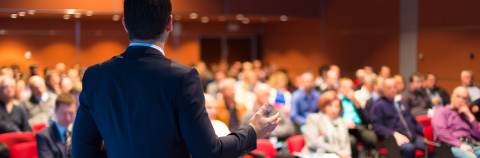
top-left (466, 85), bottom-right (480, 102)
top-left (354, 86), bottom-right (371, 109)
top-left (211, 120), bottom-right (230, 137)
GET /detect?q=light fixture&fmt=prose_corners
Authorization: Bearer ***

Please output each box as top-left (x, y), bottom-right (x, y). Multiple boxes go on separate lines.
top-left (0, 30), bottom-right (5, 35)
top-left (67, 9), bottom-right (75, 14)
top-left (86, 11), bottom-right (93, 16)
top-left (218, 16), bottom-right (225, 22)
top-left (260, 17), bottom-right (268, 23)
top-left (280, 15), bottom-right (288, 21)
top-left (201, 17), bottom-right (209, 23)
top-left (242, 18), bottom-right (250, 24)
top-left (74, 13), bottom-right (82, 18)
top-left (112, 15), bottom-right (120, 21)
top-left (11, 14), bottom-right (17, 19)
top-left (28, 10), bottom-right (35, 15)
top-left (236, 14), bottom-right (244, 20)
top-left (18, 12), bottom-right (26, 17)
top-left (174, 14), bottom-right (181, 20)
top-left (63, 14), bottom-right (71, 20)
top-left (25, 51), bottom-right (32, 59)
top-left (189, 13), bottom-right (198, 19)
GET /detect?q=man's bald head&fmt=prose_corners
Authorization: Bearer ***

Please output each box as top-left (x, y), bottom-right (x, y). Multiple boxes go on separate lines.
top-left (204, 94), bottom-right (218, 120)
top-left (254, 83), bottom-right (271, 107)
top-left (451, 86), bottom-right (470, 109)
top-left (0, 76), bottom-right (16, 102)
top-left (29, 75), bottom-right (46, 98)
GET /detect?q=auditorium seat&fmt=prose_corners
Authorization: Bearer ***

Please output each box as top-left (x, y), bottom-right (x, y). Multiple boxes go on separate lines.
top-left (286, 135), bottom-right (305, 154)
top-left (32, 123), bottom-right (47, 133)
top-left (0, 132), bottom-right (36, 147)
top-left (251, 139), bottom-right (277, 158)
top-left (416, 115), bottom-right (432, 127)
top-left (9, 142), bottom-right (37, 158)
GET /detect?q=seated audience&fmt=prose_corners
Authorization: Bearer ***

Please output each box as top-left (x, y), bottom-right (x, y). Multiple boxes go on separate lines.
top-left (354, 72), bottom-right (373, 109)
top-left (45, 70), bottom-right (61, 95)
top-left (204, 94), bottom-right (230, 137)
top-left (234, 70), bottom-right (258, 110)
top-left (461, 70), bottom-right (480, 102)
top-left (363, 76), bottom-right (384, 123)
top-left (36, 93), bottom-right (76, 158)
top-left (241, 83), bottom-right (294, 140)
top-left (290, 72), bottom-right (321, 126)
top-left (401, 73), bottom-right (432, 116)
top-left (11, 64), bottom-right (22, 80)
top-left (60, 77), bottom-right (73, 94)
top-left (424, 73), bottom-right (450, 107)
top-left (432, 86), bottom-right (480, 158)
top-left (302, 91), bottom-right (351, 158)
top-left (13, 79), bottom-right (27, 105)
top-left (364, 66), bottom-right (377, 81)
top-left (20, 75), bottom-right (57, 125)
top-left (206, 71), bottom-right (226, 99)
top-left (371, 77), bottom-right (425, 158)
top-left (314, 65), bottom-right (330, 90)
top-left (354, 69), bottom-right (365, 91)
top-left (337, 78), bottom-right (376, 158)
top-left (215, 78), bottom-right (247, 132)
top-left (378, 65), bottom-right (391, 78)
top-left (319, 70), bottom-right (339, 93)
top-left (0, 76), bottom-right (31, 134)
top-left (268, 71), bottom-right (292, 113)
top-left (55, 63), bottom-right (66, 79)
top-left (393, 75), bottom-right (405, 101)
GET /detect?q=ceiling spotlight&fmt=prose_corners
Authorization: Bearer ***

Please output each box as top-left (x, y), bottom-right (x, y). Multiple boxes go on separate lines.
top-left (0, 30), bottom-right (5, 35)
top-left (11, 14), bottom-right (17, 19)
top-left (174, 14), bottom-right (181, 20)
top-left (280, 15), bottom-right (288, 21)
top-left (260, 17), bottom-right (268, 23)
top-left (74, 13), bottom-right (82, 18)
top-left (28, 10), bottom-right (35, 15)
top-left (18, 12), bottom-right (26, 17)
top-left (236, 14), bottom-right (244, 20)
top-left (189, 13), bottom-right (198, 19)
top-left (63, 14), bottom-right (71, 20)
top-left (25, 51), bottom-right (32, 59)
top-left (86, 11), bottom-right (93, 16)
top-left (242, 18), bottom-right (250, 24)
top-left (201, 17), bottom-right (209, 23)
top-left (112, 15), bottom-right (120, 21)
top-left (67, 9), bottom-right (75, 14)
top-left (218, 16), bottom-right (225, 22)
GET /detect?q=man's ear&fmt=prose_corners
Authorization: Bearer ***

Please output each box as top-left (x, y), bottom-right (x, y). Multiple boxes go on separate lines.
top-left (166, 15), bottom-right (173, 32)
top-left (122, 18), bottom-right (129, 33)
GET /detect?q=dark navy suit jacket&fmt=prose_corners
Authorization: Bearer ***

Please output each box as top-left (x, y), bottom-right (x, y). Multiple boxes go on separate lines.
top-left (36, 123), bottom-right (66, 158)
top-left (71, 46), bottom-right (257, 158)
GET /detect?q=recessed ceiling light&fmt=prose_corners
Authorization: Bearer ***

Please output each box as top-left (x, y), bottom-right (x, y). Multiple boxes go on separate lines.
top-left (113, 15), bottom-right (120, 21)
top-left (28, 10), bottom-right (35, 15)
top-left (11, 14), bottom-right (17, 19)
top-left (189, 13), bottom-right (198, 19)
top-left (67, 9), bottom-right (75, 14)
top-left (18, 12), bottom-right (26, 17)
top-left (63, 14), bottom-right (71, 20)
top-left (218, 16), bottom-right (225, 22)
top-left (25, 51), bottom-right (32, 59)
top-left (280, 15), bottom-right (288, 21)
top-left (201, 17), bottom-right (209, 23)
top-left (86, 11), bottom-right (93, 16)
top-left (74, 13), bottom-right (82, 18)
top-left (236, 14), bottom-right (244, 20)
top-left (242, 18), bottom-right (250, 24)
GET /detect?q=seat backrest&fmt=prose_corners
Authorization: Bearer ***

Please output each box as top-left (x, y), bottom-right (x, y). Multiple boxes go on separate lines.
top-left (251, 139), bottom-right (277, 158)
top-left (424, 126), bottom-right (435, 155)
top-left (286, 135), bottom-right (305, 154)
top-left (9, 142), bottom-right (37, 158)
top-left (0, 132), bottom-right (36, 147)
top-left (32, 123), bottom-right (47, 133)
top-left (415, 115), bottom-right (432, 127)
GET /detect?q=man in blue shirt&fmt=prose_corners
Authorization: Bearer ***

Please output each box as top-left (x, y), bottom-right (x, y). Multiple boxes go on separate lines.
top-left (337, 78), bottom-right (377, 158)
top-left (290, 72), bottom-right (321, 127)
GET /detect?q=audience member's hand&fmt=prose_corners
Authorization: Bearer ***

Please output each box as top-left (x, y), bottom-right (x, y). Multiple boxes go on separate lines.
top-left (459, 105), bottom-right (473, 115)
top-left (432, 97), bottom-right (440, 105)
top-left (394, 132), bottom-right (410, 146)
top-left (345, 121), bottom-right (356, 129)
top-left (249, 104), bottom-right (281, 139)
top-left (472, 105), bottom-right (479, 113)
top-left (460, 144), bottom-right (474, 153)
top-left (337, 150), bottom-right (351, 158)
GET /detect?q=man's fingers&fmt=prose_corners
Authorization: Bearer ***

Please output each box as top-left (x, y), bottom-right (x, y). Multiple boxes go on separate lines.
top-left (266, 112), bottom-right (280, 123)
top-left (256, 104), bottom-right (268, 116)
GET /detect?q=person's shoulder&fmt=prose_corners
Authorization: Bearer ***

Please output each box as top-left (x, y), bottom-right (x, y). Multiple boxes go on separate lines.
top-left (36, 125), bottom-right (54, 138)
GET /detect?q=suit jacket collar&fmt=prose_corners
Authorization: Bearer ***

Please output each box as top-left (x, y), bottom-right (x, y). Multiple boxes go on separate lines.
top-left (49, 123), bottom-right (66, 157)
top-left (122, 46), bottom-right (166, 56)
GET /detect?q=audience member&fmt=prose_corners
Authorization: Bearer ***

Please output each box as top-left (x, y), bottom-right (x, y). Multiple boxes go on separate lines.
top-left (432, 86), bottom-right (480, 158)
top-left (354, 69), bottom-right (365, 91)
top-left (363, 77), bottom-right (384, 123)
top-left (60, 77), bottom-right (73, 94)
top-left (0, 76), bottom-right (31, 134)
top-left (378, 66), bottom-right (391, 78)
top-left (20, 76), bottom-right (56, 125)
top-left (206, 71), bottom-right (226, 98)
top-left (461, 70), bottom-right (480, 102)
top-left (393, 75), bottom-right (405, 101)
top-left (36, 93), bottom-right (76, 158)
top-left (371, 77), bottom-right (425, 158)
top-left (217, 62), bottom-right (229, 73)
top-left (240, 83), bottom-right (294, 140)
top-left (290, 72), bottom-right (321, 126)
top-left (234, 70), bottom-right (258, 110)
top-left (10, 64), bottom-right (22, 80)
top-left (67, 69), bottom-right (80, 84)
top-left (319, 70), bottom-right (339, 93)
top-left (0, 67), bottom-right (13, 79)
top-left (204, 94), bottom-right (230, 137)
top-left (337, 78), bottom-right (376, 158)
top-left (424, 73), bottom-right (450, 107)
top-left (30, 63), bottom-right (40, 77)
top-left (354, 73), bottom-right (373, 109)
top-left (13, 79), bottom-right (27, 105)
top-left (401, 73), bottom-right (432, 116)
top-left (302, 91), bottom-right (351, 158)
top-left (268, 71), bottom-right (292, 113)
top-left (45, 70), bottom-right (61, 95)
top-left (364, 66), bottom-right (377, 81)
top-left (215, 78), bottom-right (247, 132)
top-left (314, 65), bottom-right (330, 90)
top-left (55, 63), bottom-right (66, 78)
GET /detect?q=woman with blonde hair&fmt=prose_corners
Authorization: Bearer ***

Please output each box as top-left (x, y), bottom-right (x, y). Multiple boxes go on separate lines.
top-left (268, 71), bottom-right (292, 113)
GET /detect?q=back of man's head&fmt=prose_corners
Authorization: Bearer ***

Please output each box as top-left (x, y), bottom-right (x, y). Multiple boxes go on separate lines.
top-left (124, 0), bottom-right (172, 40)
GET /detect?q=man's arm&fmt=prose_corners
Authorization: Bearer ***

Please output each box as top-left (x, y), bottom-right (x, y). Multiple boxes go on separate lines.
top-left (432, 108), bottom-right (463, 147)
top-left (289, 94), bottom-right (306, 125)
top-left (177, 68), bottom-right (256, 158)
top-left (36, 134), bottom-right (54, 158)
top-left (71, 91), bottom-right (105, 157)
top-left (19, 107), bottom-right (32, 132)
top-left (371, 104), bottom-right (395, 136)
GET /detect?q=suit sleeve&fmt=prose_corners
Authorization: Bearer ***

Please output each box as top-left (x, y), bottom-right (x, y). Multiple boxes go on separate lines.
top-left (72, 85), bottom-right (105, 157)
top-left (371, 104), bottom-right (395, 136)
top-left (177, 68), bottom-right (256, 158)
top-left (36, 134), bottom-right (54, 158)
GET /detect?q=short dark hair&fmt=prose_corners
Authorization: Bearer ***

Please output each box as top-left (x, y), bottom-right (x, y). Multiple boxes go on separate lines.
top-left (408, 72), bottom-right (423, 83)
top-left (424, 73), bottom-right (436, 80)
top-left (319, 65), bottom-right (330, 76)
top-left (55, 93), bottom-right (76, 109)
top-left (124, 0), bottom-right (172, 40)
top-left (10, 64), bottom-right (19, 70)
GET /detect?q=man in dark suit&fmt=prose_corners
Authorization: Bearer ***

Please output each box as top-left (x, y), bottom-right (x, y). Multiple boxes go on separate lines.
top-left (37, 94), bottom-right (77, 158)
top-left (71, 0), bottom-right (281, 158)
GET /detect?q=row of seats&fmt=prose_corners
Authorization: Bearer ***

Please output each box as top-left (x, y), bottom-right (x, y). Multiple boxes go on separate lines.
top-left (0, 132), bottom-right (38, 158)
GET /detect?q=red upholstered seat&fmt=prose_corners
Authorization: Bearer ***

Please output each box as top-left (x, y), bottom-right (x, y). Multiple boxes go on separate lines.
top-left (378, 148), bottom-right (425, 156)
top-left (0, 132), bottom-right (36, 147)
top-left (286, 135), bottom-right (305, 154)
top-left (32, 123), bottom-right (47, 133)
top-left (416, 115), bottom-right (432, 127)
top-left (9, 142), bottom-right (38, 158)
top-left (424, 126), bottom-right (435, 155)
top-left (251, 139), bottom-right (277, 158)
